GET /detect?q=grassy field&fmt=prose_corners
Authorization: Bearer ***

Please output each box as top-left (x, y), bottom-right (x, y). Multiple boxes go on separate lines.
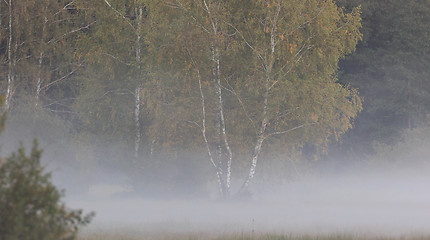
top-left (77, 231), bottom-right (430, 240)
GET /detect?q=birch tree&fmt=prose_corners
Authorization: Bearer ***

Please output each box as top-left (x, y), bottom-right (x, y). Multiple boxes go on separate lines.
top-left (148, 0), bottom-right (239, 197)
top-left (0, 0), bottom-right (91, 113)
top-left (32, 0), bottom-right (93, 107)
top-left (230, 0), bottom-right (362, 192)
top-left (150, 0), bottom-right (362, 198)
top-left (74, 0), bottom-right (148, 166)
top-left (4, 0), bottom-right (14, 110)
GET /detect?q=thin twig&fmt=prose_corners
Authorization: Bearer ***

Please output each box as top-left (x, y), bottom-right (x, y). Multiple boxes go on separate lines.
top-left (266, 122), bottom-right (316, 138)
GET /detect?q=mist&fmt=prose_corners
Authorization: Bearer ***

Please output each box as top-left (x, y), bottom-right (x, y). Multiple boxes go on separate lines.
top-left (64, 157), bottom-right (430, 237)
top-left (2, 110), bottom-right (430, 238)
top-left (1, 0), bottom-right (430, 238)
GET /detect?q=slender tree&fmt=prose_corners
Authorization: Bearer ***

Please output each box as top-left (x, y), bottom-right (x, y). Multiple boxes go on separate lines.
top-left (74, 0), bottom-right (149, 166)
top-left (149, 0), bottom-right (362, 197)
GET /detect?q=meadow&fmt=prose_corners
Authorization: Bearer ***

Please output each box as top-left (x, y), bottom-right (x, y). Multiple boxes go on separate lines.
top-left (78, 231), bottom-right (430, 240)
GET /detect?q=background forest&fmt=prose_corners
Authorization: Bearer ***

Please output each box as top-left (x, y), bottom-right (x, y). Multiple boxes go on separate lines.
top-left (0, 0), bottom-right (429, 199)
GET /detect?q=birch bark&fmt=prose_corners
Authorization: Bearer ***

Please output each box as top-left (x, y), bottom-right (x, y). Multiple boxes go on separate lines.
top-left (36, 8), bottom-right (48, 105)
top-left (240, 2), bottom-right (280, 192)
top-left (202, 0), bottom-right (231, 197)
top-left (134, 6), bottom-right (143, 162)
top-left (5, 0), bottom-right (13, 110)
top-left (134, 86), bottom-right (141, 160)
top-left (197, 68), bottom-right (224, 195)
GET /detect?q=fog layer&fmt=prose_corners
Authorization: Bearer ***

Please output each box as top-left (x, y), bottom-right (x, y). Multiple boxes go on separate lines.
top-left (67, 165), bottom-right (430, 236)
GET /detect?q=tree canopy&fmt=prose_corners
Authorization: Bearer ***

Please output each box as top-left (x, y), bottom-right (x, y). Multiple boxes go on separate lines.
top-left (2, 0), bottom-right (425, 198)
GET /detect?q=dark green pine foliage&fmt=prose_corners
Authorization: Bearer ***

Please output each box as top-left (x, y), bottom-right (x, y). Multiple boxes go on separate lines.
top-left (335, 0), bottom-right (430, 156)
top-left (0, 141), bottom-right (94, 240)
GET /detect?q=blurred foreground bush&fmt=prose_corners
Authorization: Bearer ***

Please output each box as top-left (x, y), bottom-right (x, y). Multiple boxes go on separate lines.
top-left (0, 141), bottom-right (94, 240)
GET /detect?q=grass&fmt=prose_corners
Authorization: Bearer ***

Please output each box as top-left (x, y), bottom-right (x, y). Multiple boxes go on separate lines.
top-left (77, 231), bottom-right (430, 240)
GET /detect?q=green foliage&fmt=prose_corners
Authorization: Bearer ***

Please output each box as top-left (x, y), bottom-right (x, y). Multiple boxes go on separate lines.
top-left (0, 141), bottom-right (94, 240)
top-left (230, 0), bottom-right (362, 148)
top-left (72, 0), bottom-right (150, 159)
top-left (0, 0), bottom-right (85, 108)
top-left (0, 0), bottom-right (428, 204)
top-left (148, 0), bottom-right (362, 166)
top-left (336, 0), bottom-right (430, 156)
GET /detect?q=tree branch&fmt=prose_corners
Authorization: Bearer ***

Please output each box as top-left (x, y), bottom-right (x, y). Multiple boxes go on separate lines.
top-left (40, 65), bottom-right (82, 92)
top-left (266, 122), bottom-right (316, 139)
top-left (103, 0), bottom-right (135, 31)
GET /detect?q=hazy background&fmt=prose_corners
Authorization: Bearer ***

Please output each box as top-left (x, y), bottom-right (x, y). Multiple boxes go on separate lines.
top-left (1, 0), bottom-right (430, 237)
top-left (3, 110), bottom-right (430, 236)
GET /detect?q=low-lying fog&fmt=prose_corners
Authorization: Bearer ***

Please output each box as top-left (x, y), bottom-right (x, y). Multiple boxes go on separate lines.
top-left (2, 115), bottom-right (430, 237)
top-left (65, 166), bottom-right (430, 236)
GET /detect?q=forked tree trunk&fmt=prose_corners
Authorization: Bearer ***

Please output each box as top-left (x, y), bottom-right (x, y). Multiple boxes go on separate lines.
top-left (207, 0), bottom-right (233, 198)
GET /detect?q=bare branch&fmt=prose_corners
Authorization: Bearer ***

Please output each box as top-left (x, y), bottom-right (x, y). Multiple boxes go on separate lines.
top-left (267, 106), bottom-right (300, 124)
top-left (42, 98), bottom-right (77, 108)
top-left (221, 79), bottom-right (256, 127)
top-left (45, 109), bottom-right (78, 114)
top-left (102, 52), bottom-right (135, 66)
top-left (187, 120), bottom-right (201, 130)
top-left (98, 89), bottom-right (134, 100)
top-left (54, 0), bottom-right (76, 16)
top-left (165, 0), bottom-right (211, 34)
top-left (266, 122), bottom-right (316, 138)
top-left (223, 20), bottom-right (268, 72)
top-left (103, 0), bottom-right (136, 31)
top-left (40, 65), bottom-right (82, 92)
top-left (46, 21), bottom-right (97, 44)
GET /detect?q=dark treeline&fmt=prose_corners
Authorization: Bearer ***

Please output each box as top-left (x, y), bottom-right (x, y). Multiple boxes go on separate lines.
top-left (0, 0), bottom-right (428, 199)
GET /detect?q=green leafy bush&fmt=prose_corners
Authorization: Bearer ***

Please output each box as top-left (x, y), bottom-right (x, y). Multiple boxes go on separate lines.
top-left (0, 141), bottom-right (94, 240)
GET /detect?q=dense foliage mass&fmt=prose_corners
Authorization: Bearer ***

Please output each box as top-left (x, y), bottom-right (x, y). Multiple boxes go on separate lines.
top-left (0, 0), bottom-right (428, 197)
top-left (0, 95), bottom-right (93, 240)
top-left (333, 0), bottom-right (430, 158)
top-left (0, 141), bottom-right (94, 240)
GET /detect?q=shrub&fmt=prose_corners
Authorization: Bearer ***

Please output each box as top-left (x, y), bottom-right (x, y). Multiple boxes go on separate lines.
top-left (0, 141), bottom-right (94, 240)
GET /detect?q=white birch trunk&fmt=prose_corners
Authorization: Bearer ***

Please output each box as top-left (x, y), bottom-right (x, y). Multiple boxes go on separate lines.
top-left (134, 86), bottom-right (141, 160)
top-left (203, 0), bottom-right (227, 196)
top-left (36, 11), bottom-right (48, 105)
top-left (197, 69), bottom-right (224, 195)
top-left (36, 51), bottom-right (43, 104)
top-left (5, 0), bottom-right (13, 110)
top-left (133, 6), bottom-right (143, 162)
top-left (0, 0), bottom-right (2, 29)
top-left (240, 4), bottom-right (280, 193)
top-left (150, 139), bottom-right (155, 157)
top-left (211, 46), bottom-right (223, 181)
top-left (239, 77), bottom-right (270, 192)
top-left (210, 1), bottom-right (232, 197)
top-left (215, 47), bottom-right (233, 194)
